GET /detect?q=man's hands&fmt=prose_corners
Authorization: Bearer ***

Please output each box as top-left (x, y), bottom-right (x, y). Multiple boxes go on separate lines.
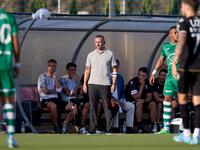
top-left (172, 100), bottom-right (178, 108)
top-left (111, 84), bottom-right (116, 93)
top-left (137, 99), bottom-right (146, 104)
top-left (53, 72), bottom-right (57, 79)
top-left (172, 64), bottom-right (180, 80)
top-left (115, 99), bottom-right (125, 108)
top-left (83, 84), bottom-right (87, 94)
top-left (13, 66), bottom-right (20, 78)
top-left (149, 74), bottom-right (155, 86)
top-left (71, 74), bottom-right (79, 80)
top-left (139, 78), bottom-right (145, 87)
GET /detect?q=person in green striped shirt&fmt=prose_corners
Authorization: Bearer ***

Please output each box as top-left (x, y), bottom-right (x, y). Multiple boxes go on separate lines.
top-left (0, 9), bottom-right (20, 148)
top-left (150, 26), bottom-right (179, 134)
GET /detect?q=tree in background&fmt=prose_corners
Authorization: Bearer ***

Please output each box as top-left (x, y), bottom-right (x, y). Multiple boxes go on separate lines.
top-left (105, 0), bottom-right (120, 14)
top-left (167, 0), bottom-right (180, 15)
top-left (31, 0), bottom-right (47, 13)
top-left (70, 0), bottom-right (78, 14)
top-left (141, 0), bottom-right (152, 15)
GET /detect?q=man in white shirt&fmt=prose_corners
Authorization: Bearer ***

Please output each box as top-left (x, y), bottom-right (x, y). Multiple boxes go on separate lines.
top-left (59, 63), bottom-right (90, 134)
top-left (37, 59), bottom-right (76, 134)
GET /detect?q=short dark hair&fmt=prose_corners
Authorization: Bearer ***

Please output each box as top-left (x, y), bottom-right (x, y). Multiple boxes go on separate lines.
top-left (95, 35), bottom-right (105, 41)
top-left (159, 69), bottom-right (167, 75)
top-left (169, 26), bottom-right (177, 34)
top-left (66, 62), bottom-right (77, 69)
top-left (48, 59), bottom-right (57, 65)
top-left (116, 59), bottom-right (120, 64)
top-left (138, 67), bottom-right (148, 74)
top-left (182, 0), bottom-right (199, 12)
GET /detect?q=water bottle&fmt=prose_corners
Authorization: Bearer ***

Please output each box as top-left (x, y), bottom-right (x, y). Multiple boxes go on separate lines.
top-left (122, 121), bottom-right (126, 134)
top-left (153, 122), bottom-right (157, 133)
top-left (21, 121), bottom-right (25, 134)
top-left (62, 121), bottom-right (67, 134)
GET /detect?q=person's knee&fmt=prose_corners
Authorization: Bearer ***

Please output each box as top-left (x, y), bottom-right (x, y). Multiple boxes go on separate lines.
top-left (164, 96), bottom-right (172, 102)
top-left (128, 103), bottom-right (135, 112)
top-left (148, 101), bottom-right (156, 110)
top-left (136, 102), bottom-right (143, 109)
top-left (73, 104), bottom-right (78, 115)
top-left (48, 102), bottom-right (57, 111)
top-left (84, 102), bottom-right (90, 110)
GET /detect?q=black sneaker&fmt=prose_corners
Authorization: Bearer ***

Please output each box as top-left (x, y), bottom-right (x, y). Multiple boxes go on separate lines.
top-left (157, 125), bottom-right (160, 132)
top-left (54, 126), bottom-right (61, 134)
top-left (112, 127), bottom-right (120, 133)
top-left (87, 129), bottom-right (96, 135)
top-left (137, 127), bottom-right (148, 134)
top-left (126, 127), bottom-right (136, 134)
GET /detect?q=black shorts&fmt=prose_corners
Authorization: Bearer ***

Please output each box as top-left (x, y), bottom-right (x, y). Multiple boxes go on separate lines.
top-left (41, 98), bottom-right (68, 111)
top-left (178, 71), bottom-right (200, 95)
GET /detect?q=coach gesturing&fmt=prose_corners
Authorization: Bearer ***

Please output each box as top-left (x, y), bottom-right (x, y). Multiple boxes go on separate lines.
top-left (83, 35), bottom-right (117, 135)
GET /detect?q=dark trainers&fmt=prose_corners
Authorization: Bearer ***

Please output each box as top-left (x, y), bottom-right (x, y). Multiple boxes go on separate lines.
top-left (112, 128), bottom-right (120, 133)
top-left (54, 126), bottom-right (61, 134)
top-left (137, 127), bottom-right (148, 134)
top-left (126, 127), bottom-right (136, 134)
top-left (87, 129), bottom-right (96, 135)
top-left (157, 125), bottom-right (160, 132)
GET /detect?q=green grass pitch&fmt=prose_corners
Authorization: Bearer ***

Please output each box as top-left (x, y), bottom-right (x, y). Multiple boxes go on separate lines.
top-left (0, 133), bottom-right (199, 150)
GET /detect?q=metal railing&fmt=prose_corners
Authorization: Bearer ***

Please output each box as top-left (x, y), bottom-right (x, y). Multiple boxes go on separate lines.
top-left (0, 0), bottom-right (189, 19)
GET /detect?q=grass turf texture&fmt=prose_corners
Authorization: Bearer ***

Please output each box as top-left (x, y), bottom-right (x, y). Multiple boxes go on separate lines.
top-left (0, 133), bottom-right (199, 150)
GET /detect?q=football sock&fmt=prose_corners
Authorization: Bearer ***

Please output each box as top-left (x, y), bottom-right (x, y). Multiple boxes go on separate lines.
top-left (3, 103), bottom-right (15, 136)
top-left (163, 101), bottom-right (171, 131)
top-left (138, 122), bottom-right (143, 128)
top-left (150, 122), bottom-right (154, 130)
top-left (193, 128), bottom-right (200, 139)
top-left (179, 104), bottom-right (190, 137)
top-left (193, 105), bottom-right (200, 139)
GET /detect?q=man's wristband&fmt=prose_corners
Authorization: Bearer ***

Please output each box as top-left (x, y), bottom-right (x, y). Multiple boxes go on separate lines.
top-left (14, 62), bottom-right (21, 67)
top-left (144, 99), bottom-right (146, 103)
top-left (112, 83), bottom-right (116, 85)
top-left (152, 70), bottom-right (157, 75)
top-left (112, 72), bottom-right (117, 77)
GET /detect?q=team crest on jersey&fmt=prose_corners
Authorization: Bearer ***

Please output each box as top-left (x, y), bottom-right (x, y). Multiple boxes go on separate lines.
top-left (144, 84), bottom-right (148, 89)
top-left (167, 53), bottom-right (175, 61)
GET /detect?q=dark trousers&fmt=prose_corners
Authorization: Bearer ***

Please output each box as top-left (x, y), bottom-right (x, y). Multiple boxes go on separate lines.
top-left (88, 84), bottom-right (113, 132)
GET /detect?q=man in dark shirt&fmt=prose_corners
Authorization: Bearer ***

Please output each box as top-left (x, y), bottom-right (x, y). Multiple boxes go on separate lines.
top-left (125, 67), bottom-right (156, 133)
top-left (172, 0), bottom-right (200, 144)
top-left (152, 69), bottom-right (179, 132)
top-left (152, 69), bottom-right (167, 132)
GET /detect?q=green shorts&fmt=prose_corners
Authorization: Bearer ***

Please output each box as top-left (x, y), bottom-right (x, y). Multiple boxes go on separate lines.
top-left (0, 70), bottom-right (16, 96)
top-left (163, 78), bottom-right (178, 97)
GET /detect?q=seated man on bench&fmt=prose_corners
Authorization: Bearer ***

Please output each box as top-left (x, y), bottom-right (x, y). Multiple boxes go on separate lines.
top-left (125, 67), bottom-right (156, 133)
top-left (37, 59), bottom-right (76, 134)
top-left (59, 63), bottom-right (90, 134)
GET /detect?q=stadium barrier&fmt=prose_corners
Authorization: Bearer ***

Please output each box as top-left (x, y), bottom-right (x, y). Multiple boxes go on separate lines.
top-left (1, 0), bottom-right (191, 20)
